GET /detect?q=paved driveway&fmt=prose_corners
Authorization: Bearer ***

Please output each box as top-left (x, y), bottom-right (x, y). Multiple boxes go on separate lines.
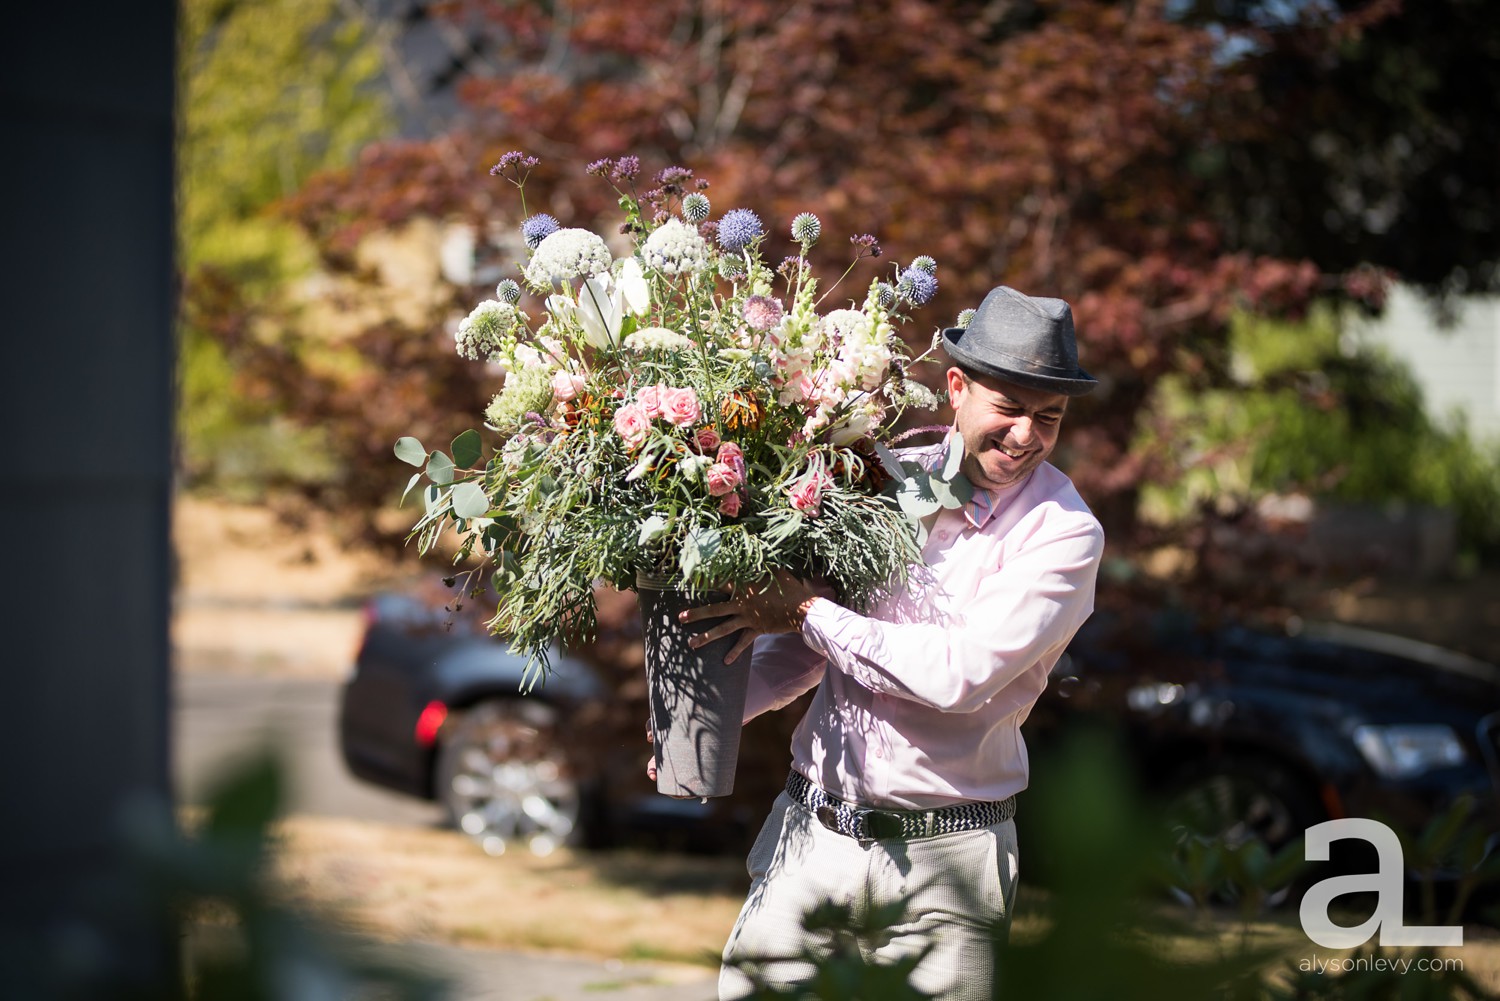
top-left (174, 670), bottom-right (717, 1001)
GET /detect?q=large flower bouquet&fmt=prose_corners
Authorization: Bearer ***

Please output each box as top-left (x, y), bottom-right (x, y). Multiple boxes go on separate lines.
top-left (397, 155), bottom-right (971, 690)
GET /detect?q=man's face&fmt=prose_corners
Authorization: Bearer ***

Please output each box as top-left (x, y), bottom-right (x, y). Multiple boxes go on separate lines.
top-left (946, 367), bottom-right (1068, 491)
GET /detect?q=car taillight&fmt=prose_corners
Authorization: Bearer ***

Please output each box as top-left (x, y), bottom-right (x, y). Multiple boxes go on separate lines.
top-left (414, 701), bottom-right (448, 747)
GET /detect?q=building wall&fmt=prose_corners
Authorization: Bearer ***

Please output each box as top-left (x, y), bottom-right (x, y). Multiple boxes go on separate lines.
top-left (1350, 284), bottom-right (1500, 441)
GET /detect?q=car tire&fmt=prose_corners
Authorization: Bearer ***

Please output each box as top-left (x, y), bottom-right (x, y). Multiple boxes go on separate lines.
top-left (1163, 754), bottom-right (1323, 906)
top-left (435, 698), bottom-right (583, 857)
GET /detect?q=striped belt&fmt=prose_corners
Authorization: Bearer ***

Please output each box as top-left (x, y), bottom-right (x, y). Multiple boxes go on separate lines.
top-left (785, 771), bottom-right (1016, 843)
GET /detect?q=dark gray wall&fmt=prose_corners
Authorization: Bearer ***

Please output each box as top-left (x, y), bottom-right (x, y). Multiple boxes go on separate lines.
top-left (0, 2), bottom-right (176, 992)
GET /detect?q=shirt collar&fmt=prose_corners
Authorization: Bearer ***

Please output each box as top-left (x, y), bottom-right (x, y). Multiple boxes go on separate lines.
top-left (963, 475), bottom-right (1030, 530)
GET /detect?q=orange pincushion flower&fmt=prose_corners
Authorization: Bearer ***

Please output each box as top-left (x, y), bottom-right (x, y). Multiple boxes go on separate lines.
top-left (719, 390), bottom-right (765, 432)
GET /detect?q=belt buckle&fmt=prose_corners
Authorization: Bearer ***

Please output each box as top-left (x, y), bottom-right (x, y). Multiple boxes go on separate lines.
top-left (851, 807), bottom-right (903, 842)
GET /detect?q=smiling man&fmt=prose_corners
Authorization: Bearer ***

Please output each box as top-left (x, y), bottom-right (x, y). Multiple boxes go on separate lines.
top-left (685, 285), bottom-right (1105, 1001)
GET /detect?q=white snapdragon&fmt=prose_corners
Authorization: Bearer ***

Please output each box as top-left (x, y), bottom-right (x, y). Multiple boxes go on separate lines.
top-left (524, 228), bottom-right (612, 287)
top-left (642, 218), bottom-right (710, 275)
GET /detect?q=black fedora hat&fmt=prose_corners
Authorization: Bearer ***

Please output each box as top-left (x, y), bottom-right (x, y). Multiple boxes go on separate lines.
top-left (942, 285), bottom-right (1097, 396)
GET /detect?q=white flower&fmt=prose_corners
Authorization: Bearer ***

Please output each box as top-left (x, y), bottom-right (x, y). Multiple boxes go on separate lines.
top-left (678, 454), bottom-right (712, 482)
top-left (615, 257), bottom-right (650, 315)
top-left (524, 228), bottom-right (612, 287)
top-left (455, 300), bottom-right (520, 361)
top-left (642, 218), bottom-right (710, 275)
top-left (820, 308), bottom-right (873, 347)
top-left (545, 259), bottom-right (650, 350)
top-left (897, 379), bottom-right (941, 410)
top-left (828, 398), bottom-right (885, 446)
top-left (623, 326), bottom-right (696, 352)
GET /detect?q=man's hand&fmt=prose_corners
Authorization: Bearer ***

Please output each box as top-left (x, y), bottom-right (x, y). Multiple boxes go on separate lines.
top-left (677, 570), bottom-right (834, 664)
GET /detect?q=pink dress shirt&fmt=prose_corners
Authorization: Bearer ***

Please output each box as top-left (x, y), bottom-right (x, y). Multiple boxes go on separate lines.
top-left (744, 446), bottom-right (1105, 810)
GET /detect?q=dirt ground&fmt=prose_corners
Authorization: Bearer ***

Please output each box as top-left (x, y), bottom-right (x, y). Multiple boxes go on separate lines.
top-left (171, 494), bottom-right (423, 677)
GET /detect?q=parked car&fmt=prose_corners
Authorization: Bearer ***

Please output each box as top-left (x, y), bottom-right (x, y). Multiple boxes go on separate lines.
top-left (338, 582), bottom-right (758, 857)
top-left (340, 582), bottom-right (1500, 877)
top-left (1025, 614), bottom-right (1500, 880)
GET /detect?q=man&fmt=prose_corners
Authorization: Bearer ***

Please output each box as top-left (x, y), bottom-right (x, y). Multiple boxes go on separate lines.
top-left (682, 285), bottom-right (1105, 1001)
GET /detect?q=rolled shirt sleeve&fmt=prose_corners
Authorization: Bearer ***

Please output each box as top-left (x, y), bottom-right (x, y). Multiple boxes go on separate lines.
top-left (743, 632), bottom-right (826, 723)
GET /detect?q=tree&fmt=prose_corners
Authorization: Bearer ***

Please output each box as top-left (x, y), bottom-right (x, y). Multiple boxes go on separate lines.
top-left (178, 0), bottom-right (390, 488)
top-left (241, 0), bottom-right (1493, 587)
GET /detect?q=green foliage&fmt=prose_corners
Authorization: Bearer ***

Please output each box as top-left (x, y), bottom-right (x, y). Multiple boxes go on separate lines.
top-left (1140, 310), bottom-right (1500, 558)
top-left (176, 0), bottom-right (391, 489)
top-left (5, 753), bottom-right (448, 1000)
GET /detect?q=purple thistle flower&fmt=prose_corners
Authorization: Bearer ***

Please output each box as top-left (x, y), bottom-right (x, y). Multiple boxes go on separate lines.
top-left (717, 209), bottom-right (763, 252)
top-left (911, 255), bottom-right (938, 275)
top-left (611, 156), bottom-right (641, 182)
top-left (850, 234), bottom-right (882, 259)
top-left (521, 213), bottom-right (560, 249)
top-left (898, 266), bottom-right (938, 305)
top-left (875, 283), bottom-right (898, 309)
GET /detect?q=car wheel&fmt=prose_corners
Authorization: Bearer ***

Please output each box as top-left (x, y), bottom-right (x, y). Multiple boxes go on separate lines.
top-left (1163, 755), bottom-right (1322, 906)
top-left (435, 699), bottom-right (582, 857)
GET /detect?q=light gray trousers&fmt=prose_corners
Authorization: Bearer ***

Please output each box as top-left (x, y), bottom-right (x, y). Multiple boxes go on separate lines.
top-left (719, 791), bottom-right (1019, 1001)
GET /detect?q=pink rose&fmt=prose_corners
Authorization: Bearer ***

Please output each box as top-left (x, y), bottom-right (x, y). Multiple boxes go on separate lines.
top-left (612, 403), bottom-right (651, 450)
top-left (551, 370), bottom-right (586, 402)
top-left (636, 383), bottom-right (666, 419)
top-left (693, 427), bottom-right (721, 453)
top-left (662, 386), bottom-right (701, 427)
top-left (705, 462), bottom-right (741, 497)
top-left (788, 469), bottom-right (831, 517)
top-left (716, 441), bottom-right (747, 482)
top-left (718, 492), bottom-right (742, 518)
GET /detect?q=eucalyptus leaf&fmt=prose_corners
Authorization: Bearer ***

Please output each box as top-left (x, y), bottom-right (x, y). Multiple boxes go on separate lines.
top-left (399, 471), bottom-right (423, 506)
top-left (394, 436), bottom-right (426, 467)
top-left (451, 429), bottom-right (482, 468)
top-left (679, 534), bottom-right (702, 579)
top-left (941, 432), bottom-right (965, 480)
top-left (693, 526), bottom-right (722, 561)
top-left (929, 477), bottom-right (966, 510)
top-left (872, 441), bottom-right (907, 482)
top-left (896, 478), bottom-right (941, 519)
top-left (638, 514), bottom-right (669, 546)
top-left (423, 484), bottom-right (446, 517)
top-left (427, 450), bottom-right (455, 485)
top-left (451, 481), bottom-right (491, 520)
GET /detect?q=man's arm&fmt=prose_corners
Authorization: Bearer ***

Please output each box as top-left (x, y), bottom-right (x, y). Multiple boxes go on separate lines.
top-left (800, 520), bottom-right (1102, 712)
